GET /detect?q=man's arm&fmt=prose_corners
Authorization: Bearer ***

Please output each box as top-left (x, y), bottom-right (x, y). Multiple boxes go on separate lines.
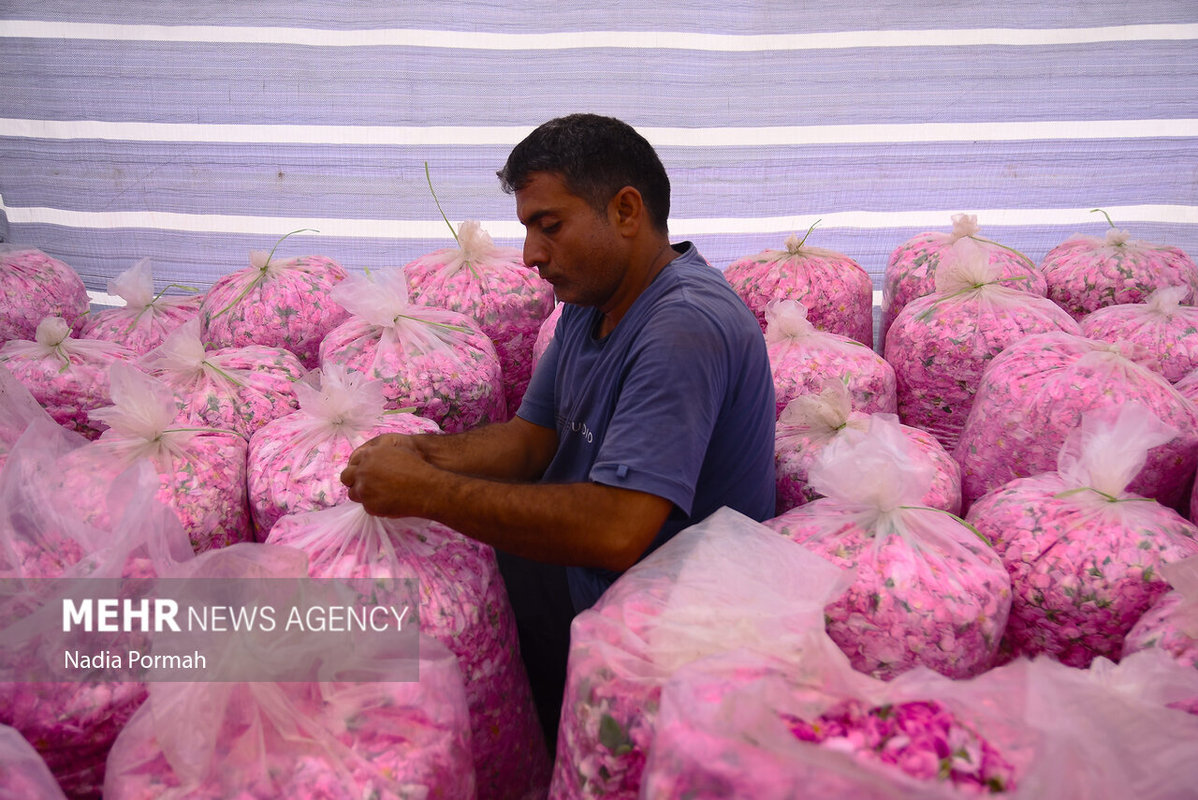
top-left (408, 415), bottom-right (559, 481)
top-left (340, 418), bottom-right (674, 571)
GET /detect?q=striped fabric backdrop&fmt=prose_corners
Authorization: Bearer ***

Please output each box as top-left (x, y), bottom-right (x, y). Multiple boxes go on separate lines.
top-left (1, 1), bottom-right (1195, 319)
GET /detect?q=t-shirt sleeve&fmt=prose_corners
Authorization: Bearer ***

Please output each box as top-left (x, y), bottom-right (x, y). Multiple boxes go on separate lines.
top-left (516, 332), bottom-right (559, 430)
top-left (588, 303), bottom-right (729, 515)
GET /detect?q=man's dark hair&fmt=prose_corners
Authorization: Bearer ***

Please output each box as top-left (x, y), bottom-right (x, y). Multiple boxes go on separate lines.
top-left (497, 114), bottom-right (671, 233)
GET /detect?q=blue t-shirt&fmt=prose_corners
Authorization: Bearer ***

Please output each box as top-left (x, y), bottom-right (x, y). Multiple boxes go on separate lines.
top-left (517, 242), bottom-right (776, 612)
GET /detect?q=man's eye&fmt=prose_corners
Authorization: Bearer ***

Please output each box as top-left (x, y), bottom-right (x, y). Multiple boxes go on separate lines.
top-left (541, 221), bottom-right (561, 234)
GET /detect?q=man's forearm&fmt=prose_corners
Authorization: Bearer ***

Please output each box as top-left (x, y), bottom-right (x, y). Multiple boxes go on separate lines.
top-left (416, 472), bottom-right (672, 571)
top-left (414, 416), bottom-right (558, 481)
top-left (341, 437), bottom-right (672, 571)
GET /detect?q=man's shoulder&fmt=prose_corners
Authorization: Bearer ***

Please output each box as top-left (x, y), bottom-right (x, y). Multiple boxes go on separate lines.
top-left (645, 247), bottom-right (762, 337)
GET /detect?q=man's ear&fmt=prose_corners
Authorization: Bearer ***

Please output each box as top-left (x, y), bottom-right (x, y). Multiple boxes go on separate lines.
top-left (609, 186), bottom-right (644, 236)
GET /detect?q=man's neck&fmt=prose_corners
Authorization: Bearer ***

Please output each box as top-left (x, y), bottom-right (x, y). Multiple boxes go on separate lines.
top-left (597, 240), bottom-right (680, 338)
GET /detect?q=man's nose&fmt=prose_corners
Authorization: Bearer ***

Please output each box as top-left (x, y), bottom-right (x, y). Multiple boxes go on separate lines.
top-left (523, 235), bottom-right (546, 270)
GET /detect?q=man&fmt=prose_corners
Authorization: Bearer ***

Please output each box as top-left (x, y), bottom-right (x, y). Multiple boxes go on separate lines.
top-left (340, 113), bottom-right (775, 745)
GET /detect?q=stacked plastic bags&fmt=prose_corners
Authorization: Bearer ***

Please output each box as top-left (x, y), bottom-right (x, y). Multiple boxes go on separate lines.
top-left (966, 405), bottom-right (1198, 667)
top-left (321, 267), bottom-right (505, 433)
top-left (0, 419), bottom-right (194, 797)
top-left (769, 416), bottom-right (1010, 681)
top-left (102, 544), bottom-right (476, 799)
top-left (266, 502), bottom-right (550, 799)
top-left (764, 299), bottom-right (896, 418)
top-left (405, 220), bottom-right (555, 417)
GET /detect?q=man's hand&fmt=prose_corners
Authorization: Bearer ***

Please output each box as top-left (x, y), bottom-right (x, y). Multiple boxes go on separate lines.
top-left (340, 434), bottom-right (435, 518)
top-left (337, 420), bottom-right (672, 571)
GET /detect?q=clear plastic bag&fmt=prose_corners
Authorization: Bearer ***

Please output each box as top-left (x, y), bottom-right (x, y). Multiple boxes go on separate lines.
top-left (0, 420), bottom-right (193, 797)
top-left (723, 226), bottom-right (875, 346)
top-left (1039, 220), bottom-right (1198, 320)
top-left (768, 415), bottom-right (1010, 680)
top-left (532, 302), bottom-right (563, 366)
top-left (265, 502), bottom-right (549, 800)
top-left (0, 316), bottom-right (136, 439)
top-left (1125, 555), bottom-right (1198, 673)
top-left (0, 361), bottom-right (55, 472)
top-left (199, 237), bottom-right (349, 368)
top-left (103, 543), bottom-right (475, 800)
top-left (142, 317), bottom-right (304, 440)
top-left (965, 404), bottom-right (1198, 667)
top-left (640, 645), bottom-right (1198, 800)
top-left (954, 331), bottom-right (1198, 511)
top-left (882, 214), bottom-right (1046, 340)
top-left (320, 266), bottom-right (505, 432)
top-left (775, 383), bottom-right (960, 515)
top-left (78, 257), bottom-right (203, 355)
top-left (406, 220), bottom-right (555, 418)
top-left (1080, 285), bottom-right (1198, 383)
top-left (0, 723), bottom-right (68, 800)
top-left (885, 239), bottom-right (1080, 452)
top-left (765, 299), bottom-right (896, 419)
top-left (0, 244), bottom-right (90, 344)
top-left (62, 363), bottom-right (253, 553)
top-left (246, 365), bottom-right (440, 536)
top-left (551, 506), bottom-right (852, 800)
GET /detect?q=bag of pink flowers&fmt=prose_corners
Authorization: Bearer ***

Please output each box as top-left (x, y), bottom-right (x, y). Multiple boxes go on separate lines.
top-left (965, 404), bottom-right (1198, 669)
top-left (141, 317), bottom-right (305, 441)
top-left (767, 414), bottom-right (1010, 681)
top-left (1039, 210), bottom-right (1198, 321)
top-left (774, 382), bottom-right (960, 516)
top-left (265, 501), bottom-right (549, 800)
top-left (78, 257), bottom-right (203, 355)
top-left (0, 419), bottom-right (194, 797)
top-left (723, 222), bottom-right (875, 346)
top-left (1079, 284), bottom-right (1198, 384)
top-left (639, 641), bottom-right (1198, 799)
top-left (0, 244), bottom-right (89, 343)
top-left (531, 302), bottom-right (563, 367)
top-left (0, 361), bottom-right (55, 472)
top-left (0, 723), bottom-right (69, 800)
top-left (550, 506), bottom-right (852, 800)
top-left (885, 236), bottom-right (1080, 453)
top-left (199, 232), bottom-right (350, 368)
top-left (247, 365), bottom-right (440, 537)
top-left (953, 331), bottom-right (1198, 511)
top-left (320, 266), bottom-right (505, 433)
top-left (882, 213), bottom-right (1045, 340)
top-left (764, 299), bottom-right (896, 419)
top-left (1125, 555), bottom-right (1198, 708)
top-left (0, 315), bottom-right (136, 439)
top-left (405, 219), bottom-right (555, 418)
top-left (57, 363), bottom-right (253, 553)
top-left (102, 542), bottom-right (476, 800)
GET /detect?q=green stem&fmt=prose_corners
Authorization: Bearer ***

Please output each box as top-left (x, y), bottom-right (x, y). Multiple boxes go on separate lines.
top-left (425, 162), bottom-right (460, 247)
top-left (1053, 486), bottom-right (1153, 504)
top-left (1091, 208), bottom-right (1117, 228)
top-left (424, 162), bottom-right (482, 280)
top-left (162, 426), bottom-right (242, 437)
top-left (123, 283), bottom-right (204, 334)
top-left (200, 360), bottom-right (246, 388)
top-left (796, 218), bottom-right (821, 249)
top-left (968, 236), bottom-right (1036, 270)
top-left (390, 313), bottom-right (471, 334)
top-left (213, 228), bottom-right (319, 318)
top-left (150, 283), bottom-right (201, 305)
top-left (897, 505), bottom-right (992, 546)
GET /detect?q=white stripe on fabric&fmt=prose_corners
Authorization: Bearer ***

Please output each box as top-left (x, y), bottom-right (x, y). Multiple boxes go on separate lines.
top-left (3, 119), bottom-right (1196, 146)
top-left (2, 20), bottom-right (1196, 50)
top-left (6, 203), bottom-right (1195, 238)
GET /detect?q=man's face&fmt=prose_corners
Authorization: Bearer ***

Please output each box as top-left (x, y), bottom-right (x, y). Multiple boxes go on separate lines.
top-left (515, 171), bottom-right (627, 309)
